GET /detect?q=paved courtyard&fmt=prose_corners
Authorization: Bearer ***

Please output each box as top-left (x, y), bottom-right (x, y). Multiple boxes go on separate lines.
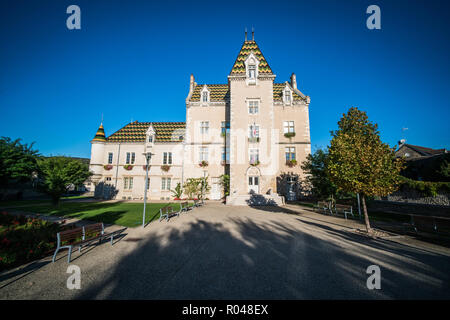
top-left (1, 202), bottom-right (450, 299)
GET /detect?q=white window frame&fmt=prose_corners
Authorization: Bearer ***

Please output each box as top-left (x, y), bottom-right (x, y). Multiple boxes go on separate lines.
top-left (283, 121), bottom-right (295, 134)
top-left (163, 152), bottom-right (173, 165)
top-left (161, 177), bottom-right (171, 191)
top-left (285, 147), bottom-right (296, 161)
top-left (248, 100), bottom-right (259, 114)
top-left (248, 124), bottom-right (260, 138)
top-left (249, 148), bottom-right (259, 163)
top-left (199, 146), bottom-right (209, 161)
top-left (124, 177), bottom-right (133, 190)
top-left (200, 121), bottom-right (209, 134)
top-left (108, 152), bottom-right (113, 164)
top-left (284, 89), bottom-right (292, 105)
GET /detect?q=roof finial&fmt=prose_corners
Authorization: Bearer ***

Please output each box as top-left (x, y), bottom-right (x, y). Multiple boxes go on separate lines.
top-left (245, 28), bottom-right (247, 41)
top-left (252, 26), bottom-right (254, 40)
top-left (101, 113), bottom-right (103, 125)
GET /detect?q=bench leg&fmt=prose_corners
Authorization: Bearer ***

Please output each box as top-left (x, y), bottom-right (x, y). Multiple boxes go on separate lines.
top-left (52, 247), bottom-right (60, 263)
top-left (67, 246), bottom-right (73, 263)
top-left (110, 235), bottom-right (114, 245)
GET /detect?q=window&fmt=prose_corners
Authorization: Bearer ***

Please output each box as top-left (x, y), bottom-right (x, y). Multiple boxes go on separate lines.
top-left (285, 147), bottom-right (296, 161)
top-left (161, 177), bottom-right (171, 191)
top-left (108, 152), bottom-right (113, 164)
top-left (105, 177), bottom-right (112, 182)
top-left (126, 152), bottom-right (135, 164)
top-left (249, 125), bottom-right (260, 138)
top-left (248, 64), bottom-right (256, 79)
top-left (248, 101), bottom-right (259, 114)
top-left (283, 121), bottom-right (295, 133)
top-left (202, 91), bottom-right (208, 102)
top-left (285, 90), bottom-right (292, 103)
top-left (221, 147), bottom-right (226, 161)
top-left (200, 121), bottom-right (209, 134)
top-left (199, 146), bottom-right (208, 161)
top-left (148, 135), bottom-right (153, 143)
top-left (163, 152), bottom-right (173, 165)
top-left (124, 177), bottom-right (133, 190)
top-left (249, 148), bottom-right (259, 163)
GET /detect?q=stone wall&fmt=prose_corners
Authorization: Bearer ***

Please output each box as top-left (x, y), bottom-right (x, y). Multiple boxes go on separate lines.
top-left (380, 188), bottom-right (450, 206)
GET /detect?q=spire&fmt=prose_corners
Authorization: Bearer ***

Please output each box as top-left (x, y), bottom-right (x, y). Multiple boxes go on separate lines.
top-left (245, 28), bottom-right (247, 41)
top-left (229, 37), bottom-right (273, 76)
top-left (92, 123), bottom-right (107, 142)
top-left (252, 27), bottom-right (254, 40)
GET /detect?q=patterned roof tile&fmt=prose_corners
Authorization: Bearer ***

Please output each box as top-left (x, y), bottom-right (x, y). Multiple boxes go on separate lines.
top-left (106, 121), bottom-right (185, 143)
top-left (230, 40), bottom-right (273, 75)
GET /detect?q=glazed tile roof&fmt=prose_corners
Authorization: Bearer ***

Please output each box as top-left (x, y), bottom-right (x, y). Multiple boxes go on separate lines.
top-left (189, 83), bottom-right (304, 102)
top-left (190, 84), bottom-right (229, 102)
top-left (106, 121), bottom-right (185, 143)
top-left (230, 40), bottom-right (273, 75)
top-left (92, 123), bottom-right (107, 142)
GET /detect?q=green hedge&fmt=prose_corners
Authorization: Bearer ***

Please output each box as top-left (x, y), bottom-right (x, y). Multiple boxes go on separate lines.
top-left (399, 176), bottom-right (450, 197)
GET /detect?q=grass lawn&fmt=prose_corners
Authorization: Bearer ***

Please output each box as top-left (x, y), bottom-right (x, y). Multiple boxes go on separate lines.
top-left (10, 201), bottom-right (191, 228)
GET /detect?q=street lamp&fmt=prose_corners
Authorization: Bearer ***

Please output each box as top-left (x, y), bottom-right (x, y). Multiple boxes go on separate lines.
top-left (142, 152), bottom-right (153, 227)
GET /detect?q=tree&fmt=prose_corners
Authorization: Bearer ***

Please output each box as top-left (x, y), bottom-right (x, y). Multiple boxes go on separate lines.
top-left (37, 157), bottom-right (92, 206)
top-left (219, 174), bottom-right (230, 198)
top-left (0, 137), bottom-right (40, 190)
top-left (327, 107), bottom-right (404, 233)
top-left (300, 148), bottom-right (338, 199)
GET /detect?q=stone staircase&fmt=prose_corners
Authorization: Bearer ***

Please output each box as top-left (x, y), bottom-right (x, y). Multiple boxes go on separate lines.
top-left (226, 193), bottom-right (285, 206)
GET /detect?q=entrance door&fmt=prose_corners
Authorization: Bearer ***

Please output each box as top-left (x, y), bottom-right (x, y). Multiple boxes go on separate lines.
top-left (248, 176), bottom-right (259, 194)
top-left (211, 178), bottom-right (221, 200)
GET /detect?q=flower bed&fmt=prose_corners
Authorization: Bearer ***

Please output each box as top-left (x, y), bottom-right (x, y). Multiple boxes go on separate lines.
top-left (0, 211), bottom-right (69, 272)
top-left (123, 164), bottom-right (133, 171)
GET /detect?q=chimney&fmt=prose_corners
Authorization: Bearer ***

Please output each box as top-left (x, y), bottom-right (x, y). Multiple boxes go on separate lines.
top-left (190, 74), bottom-right (195, 92)
top-left (290, 73), bottom-right (297, 90)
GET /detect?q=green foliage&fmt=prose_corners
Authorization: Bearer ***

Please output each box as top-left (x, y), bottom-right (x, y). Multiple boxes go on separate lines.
top-left (183, 177), bottom-right (211, 199)
top-left (0, 137), bottom-right (40, 189)
top-left (219, 174), bottom-right (230, 197)
top-left (171, 182), bottom-right (183, 199)
top-left (327, 107), bottom-right (404, 197)
top-left (0, 211), bottom-right (63, 271)
top-left (284, 132), bottom-right (296, 138)
top-left (399, 176), bottom-right (450, 197)
top-left (301, 148), bottom-right (338, 199)
top-left (37, 157), bottom-right (92, 205)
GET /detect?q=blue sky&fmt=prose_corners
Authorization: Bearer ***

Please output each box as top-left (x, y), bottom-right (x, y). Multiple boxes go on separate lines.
top-left (1, 0), bottom-right (449, 158)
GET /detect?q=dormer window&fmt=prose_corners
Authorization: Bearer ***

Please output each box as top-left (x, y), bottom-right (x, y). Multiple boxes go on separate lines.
top-left (249, 64), bottom-right (256, 79)
top-left (148, 135), bottom-right (153, 143)
top-left (285, 90), bottom-right (292, 104)
top-left (200, 86), bottom-right (210, 104)
top-left (202, 91), bottom-right (208, 102)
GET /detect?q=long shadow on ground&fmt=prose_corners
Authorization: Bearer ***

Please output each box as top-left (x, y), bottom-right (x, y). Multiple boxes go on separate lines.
top-left (75, 211), bottom-right (450, 300)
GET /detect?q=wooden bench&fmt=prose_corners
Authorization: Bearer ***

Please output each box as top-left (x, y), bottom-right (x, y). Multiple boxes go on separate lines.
top-left (52, 222), bottom-right (121, 263)
top-left (314, 201), bottom-right (331, 214)
top-left (159, 205), bottom-right (180, 222)
top-left (180, 201), bottom-right (191, 213)
top-left (334, 204), bottom-right (354, 220)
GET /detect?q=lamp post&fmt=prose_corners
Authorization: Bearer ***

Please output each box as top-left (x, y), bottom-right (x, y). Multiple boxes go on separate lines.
top-left (142, 152), bottom-right (153, 227)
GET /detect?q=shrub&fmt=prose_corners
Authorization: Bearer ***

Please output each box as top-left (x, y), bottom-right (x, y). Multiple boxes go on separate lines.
top-left (399, 176), bottom-right (450, 197)
top-left (0, 211), bottom-right (68, 271)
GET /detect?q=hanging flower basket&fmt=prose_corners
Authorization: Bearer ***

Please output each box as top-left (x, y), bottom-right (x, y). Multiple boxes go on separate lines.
top-left (103, 165), bottom-right (113, 171)
top-left (199, 160), bottom-right (209, 167)
top-left (161, 165), bottom-right (170, 172)
top-left (250, 160), bottom-right (260, 166)
top-left (286, 159), bottom-right (297, 167)
top-left (123, 165), bottom-right (133, 171)
top-left (143, 165), bottom-right (150, 171)
top-left (284, 132), bottom-right (296, 138)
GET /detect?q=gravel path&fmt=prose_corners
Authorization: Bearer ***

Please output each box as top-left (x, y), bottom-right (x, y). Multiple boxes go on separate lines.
top-left (1, 203), bottom-right (449, 299)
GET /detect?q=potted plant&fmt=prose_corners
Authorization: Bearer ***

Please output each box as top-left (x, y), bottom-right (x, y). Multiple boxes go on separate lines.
top-left (104, 165), bottom-right (113, 170)
top-left (161, 165), bottom-right (170, 172)
top-left (123, 164), bottom-right (133, 171)
top-left (248, 137), bottom-right (260, 143)
top-left (199, 160), bottom-right (209, 167)
top-left (284, 132), bottom-right (296, 138)
top-left (250, 160), bottom-right (260, 166)
top-left (286, 159), bottom-right (297, 167)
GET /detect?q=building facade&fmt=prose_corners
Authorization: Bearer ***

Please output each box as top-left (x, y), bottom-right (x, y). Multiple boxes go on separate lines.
top-left (89, 35), bottom-right (311, 204)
